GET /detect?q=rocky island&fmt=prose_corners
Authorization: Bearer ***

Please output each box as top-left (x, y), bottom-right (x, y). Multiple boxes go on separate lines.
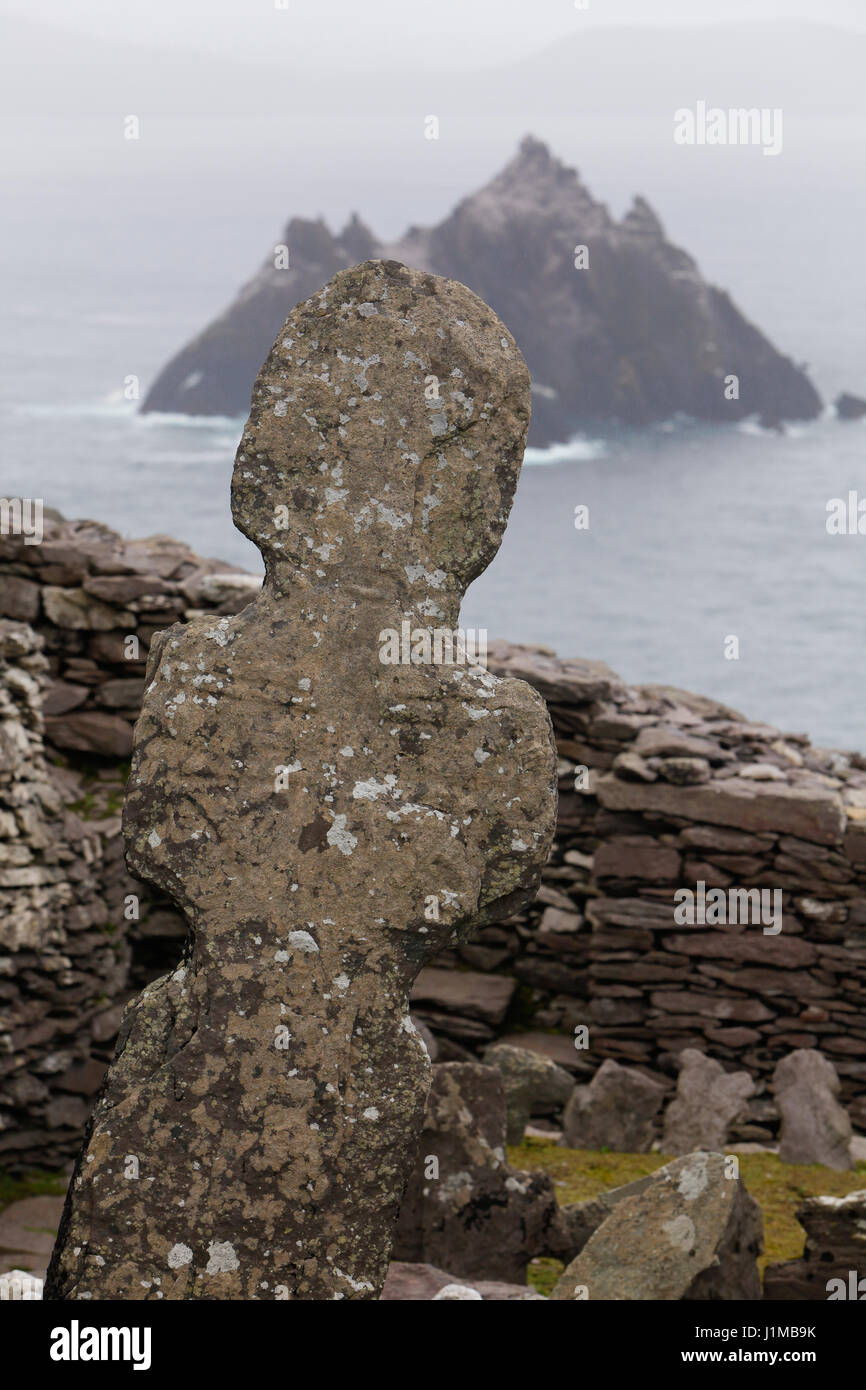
top-left (141, 137), bottom-right (821, 445)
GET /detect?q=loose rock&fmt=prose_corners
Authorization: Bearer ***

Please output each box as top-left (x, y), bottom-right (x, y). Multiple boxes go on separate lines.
top-left (552, 1152), bottom-right (763, 1300)
top-left (562, 1058), bottom-right (666, 1153)
top-left (772, 1049), bottom-right (853, 1170)
top-left (662, 1050), bottom-right (754, 1155)
top-left (484, 1043), bottom-right (574, 1144)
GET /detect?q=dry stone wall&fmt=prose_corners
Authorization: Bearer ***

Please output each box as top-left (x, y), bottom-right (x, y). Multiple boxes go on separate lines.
top-left (3, 516), bottom-right (866, 1160)
top-left (0, 620), bottom-right (129, 1168)
top-left (480, 644), bottom-right (866, 1135)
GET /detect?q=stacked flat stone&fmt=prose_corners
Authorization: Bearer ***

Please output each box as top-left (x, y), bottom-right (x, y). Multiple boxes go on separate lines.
top-left (0, 621), bottom-right (128, 1168)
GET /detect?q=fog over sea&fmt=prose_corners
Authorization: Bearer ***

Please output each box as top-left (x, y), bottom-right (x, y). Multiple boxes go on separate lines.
top-left (3, 104), bottom-right (866, 751)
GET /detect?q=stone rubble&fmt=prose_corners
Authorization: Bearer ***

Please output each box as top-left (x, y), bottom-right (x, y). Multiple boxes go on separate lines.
top-left (381, 1261), bottom-right (547, 1300)
top-left (763, 1189), bottom-right (866, 1299)
top-left (393, 1062), bottom-right (570, 1284)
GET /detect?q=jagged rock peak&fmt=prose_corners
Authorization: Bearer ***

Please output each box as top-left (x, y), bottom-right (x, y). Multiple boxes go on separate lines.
top-left (620, 195), bottom-right (666, 240)
top-left (141, 134), bottom-right (822, 436)
top-left (339, 212), bottom-right (377, 261)
top-left (277, 215), bottom-right (339, 258)
top-left (447, 134), bottom-right (610, 237)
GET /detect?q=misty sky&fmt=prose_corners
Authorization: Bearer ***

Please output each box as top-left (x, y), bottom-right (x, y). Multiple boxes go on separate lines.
top-left (2, 0), bottom-right (865, 70)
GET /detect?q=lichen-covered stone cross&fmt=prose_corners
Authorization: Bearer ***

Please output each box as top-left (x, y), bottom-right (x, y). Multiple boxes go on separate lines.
top-left (46, 259), bottom-right (557, 1300)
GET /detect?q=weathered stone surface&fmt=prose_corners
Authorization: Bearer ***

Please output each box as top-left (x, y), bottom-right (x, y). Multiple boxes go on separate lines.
top-left (99, 677), bottom-right (146, 708)
top-left (487, 643), bottom-right (622, 705)
top-left (11, 457), bottom-right (866, 1164)
top-left (651, 991), bottom-right (773, 1023)
top-left (538, 904), bottom-right (582, 934)
top-left (42, 680), bottom-right (90, 716)
top-left (772, 1049), bottom-right (853, 1169)
top-left (82, 574), bottom-right (163, 605)
top-left (679, 825), bottom-right (775, 853)
top-left (844, 822), bottom-right (866, 865)
top-left (763, 1190), bottom-right (866, 1299)
top-left (552, 1152), bottom-right (763, 1300)
top-left (45, 261), bottom-right (557, 1301)
top-left (393, 1063), bottom-right (568, 1283)
top-left (662, 1050), bottom-right (754, 1155)
top-left (483, 1043), bottom-right (574, 1143)
top-left (634, 726), bottom-right (727, 761)
top-left (498, 1031), bottom-right (593, 1075)
top-left (0, 1196), bottom-right (65, 1262)
top-left (611, 750), bottom-right (657, 782)
top-left (559, 1167), bottom-right (672, 1256)
top-left (381, 1261), bottom-right (545, 1300)
top-left (656, 757), bottom-right (711, 785)
top-left (562, 1058), bottom-right (666, 1152)
top-left (180, 571), bottom-right (263, 613)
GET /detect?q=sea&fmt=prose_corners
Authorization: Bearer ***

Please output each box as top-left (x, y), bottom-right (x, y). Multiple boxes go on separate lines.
top-left (2, 114), bottom-right (865, 751)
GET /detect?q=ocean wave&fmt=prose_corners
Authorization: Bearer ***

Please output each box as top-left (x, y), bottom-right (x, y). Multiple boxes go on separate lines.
top-left (133, 410), bottom-right (245, 430)
top-left (523, 435), bottom-right (607, 466)
top-left (736, 416), bottom-right (805, 438)
top-left (11, 399), bottom-right (244, 439)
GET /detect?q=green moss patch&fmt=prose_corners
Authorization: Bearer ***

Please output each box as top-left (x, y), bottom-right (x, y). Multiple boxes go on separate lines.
top-left (0, 1168), bottom-right (68, 1214)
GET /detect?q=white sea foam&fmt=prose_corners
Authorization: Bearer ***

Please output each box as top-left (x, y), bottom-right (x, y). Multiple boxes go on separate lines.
top-left (523, 436), bottom-right (607, 466)
top-left (134, 410), bottom-right (245, 430)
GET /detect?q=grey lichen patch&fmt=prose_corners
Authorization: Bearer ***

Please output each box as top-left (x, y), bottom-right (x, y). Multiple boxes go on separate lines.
top-left (45, 259), bottom-right (556, 1303)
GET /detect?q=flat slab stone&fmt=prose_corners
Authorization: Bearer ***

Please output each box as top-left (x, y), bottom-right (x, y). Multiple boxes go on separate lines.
top-left (45, 260), bottom-right (557, 1302)
top-left (484, 1043), bottom-right (574, 1144)
top-left (0, 1197), bottom-right (65, 1279)
top-left (596, 774), bottom-right (845, 846)
top-left (498, 1031), bottom-right (594, 1076)
top-left (411, 967), bottom-right (516, 1026)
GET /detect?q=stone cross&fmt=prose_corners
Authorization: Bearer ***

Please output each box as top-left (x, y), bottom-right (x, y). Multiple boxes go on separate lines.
top-left (46, 259), bottom-right (557, 1300)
